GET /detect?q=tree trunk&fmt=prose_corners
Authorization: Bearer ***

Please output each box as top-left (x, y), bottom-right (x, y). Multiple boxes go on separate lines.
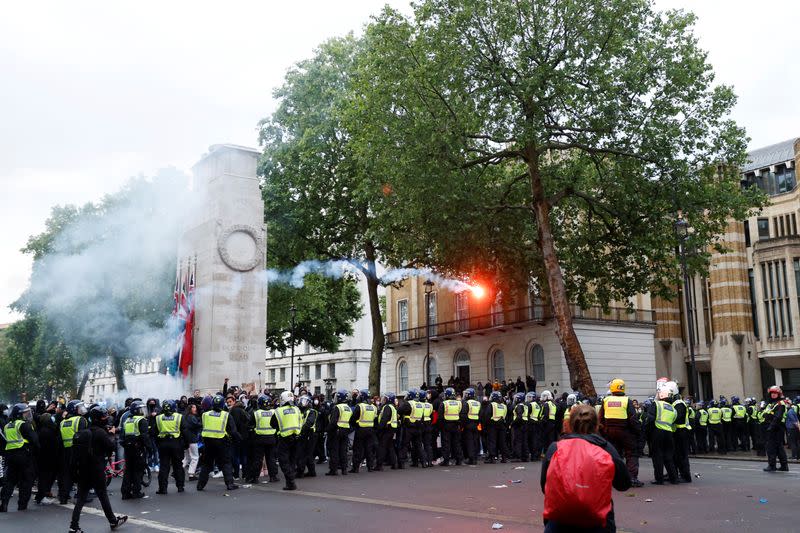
top-left (528, 153), bottom-right (597, 396)
top-left (364, 242), bottom-right (385, 396)
top-left (112, 353), bottom-right (127, 392)
top-left (75, 369), bottom-right (90, 400)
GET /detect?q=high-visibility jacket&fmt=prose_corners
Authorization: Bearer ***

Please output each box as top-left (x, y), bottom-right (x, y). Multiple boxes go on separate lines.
top-left (155, 413), bottom-right (182, 438)
top-left (672, 399), bottom-right (690, 430)
top-left (336, 404), bottom-right (352, 429)
top-left (357, 403), bottom-right (377, 428)
top-left (564, 405), bottom-right (574, 421)
top-left (466, 399), bottom-right (481, 421)
top-left (405, 402), bottom-right (423, 424)
top-left (421, 401), bottom-right (433, 423)
top-left (513, 403), bottom-right (529, 422)
top-left (721, 407), bottom-right (733, 422)
top-left (491, 402), bottom-right (507, 422)
top-left (654, 401), bottom-right (676, 432)
top-left (733, 405), bottom-right (747, 419)
top-left (380, 404), bottom-right (398, 429)
top-left (124, 415), bottom-right (145, 438)
top-left (528, 402), bottom-right (541, 422)
top-left (201, 411), bottom-right (229, 439)
top-left (545, 401), bottom-right (557, 421)
top-left (60, 416), bottom-right (85, 448)
top-left (747, 405), bottom-right (759, 421)
top-left (254, 409), bottom-right (277, 436)
top-left (443, 400), bottom-right (461, 421)
top-left (4, 420), bottom-right (28, 451)
top-left (707, 407), bottom-right (722, 424)
top-left (603, 396), bottom-right (629, 420)
top-left (275, 405), bottom-right (301, 437)
top-left (698, 409), bottom-right (708, 426)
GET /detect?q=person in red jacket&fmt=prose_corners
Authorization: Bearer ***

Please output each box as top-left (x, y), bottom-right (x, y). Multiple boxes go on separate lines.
top-left (541, 404), bottom-right (631, 532)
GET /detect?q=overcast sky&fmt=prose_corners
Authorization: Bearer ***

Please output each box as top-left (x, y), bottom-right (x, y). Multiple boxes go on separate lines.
top-left (1, 0), bottom-right (799, 324)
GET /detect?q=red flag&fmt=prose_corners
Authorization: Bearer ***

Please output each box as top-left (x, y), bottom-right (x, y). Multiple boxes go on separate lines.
top-left (179, 266), bottom-right (195, 377)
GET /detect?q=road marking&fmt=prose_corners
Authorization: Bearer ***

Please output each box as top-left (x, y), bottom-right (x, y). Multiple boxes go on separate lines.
top-left (59, 503), bottom-right (209, 533)
top-left (252, 485), bottom-right (537, 525)
top-left (727, 467), bottom-right (799, 475)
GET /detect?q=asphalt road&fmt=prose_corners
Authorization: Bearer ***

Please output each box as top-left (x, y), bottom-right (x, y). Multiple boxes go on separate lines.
top-left (0, 457), bottom-right (797, 533)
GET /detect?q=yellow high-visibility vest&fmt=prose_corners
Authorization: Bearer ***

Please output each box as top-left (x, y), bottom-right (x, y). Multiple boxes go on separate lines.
top-left (443, 400), bottom-right (461, 421)
top-left (655, 401), bottom-right (676, 432)
top-left (275, 405), bottom-right (301, 437)
top-left (528, 402), bottom-right (541, 422)
top-left (603, 396), bottom-right (629, 420)
top-left (466, 399), bottom-right (481, 421)
top-left (357, 403), bottom-right (377, 428)
top-left (336, 404), bottom-right (352, 429)
top-left (60, 417), bottom-right (84, 448)
top-left (156, 413), bottom-right (182, 438)
top-left (124, 415), bottom-right (145, 438)
top-left (491, 402), bottom-right (507, 422)
top-left (4, 420), bottom-right (28, 450)
top-left (254, 409), bottom-right (277, 436)
top-left (380, 404), bottom-right (398, 429)
top-left (201, 411), bottom-right (229, 439)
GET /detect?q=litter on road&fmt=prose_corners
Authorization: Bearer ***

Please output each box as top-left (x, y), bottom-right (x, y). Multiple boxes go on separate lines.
top-left (491, 523), bottom-right (504, 530)
top-left (491, 485), bottom-right (508, 488)
top-left (645, 498), bottom-right (653, 503)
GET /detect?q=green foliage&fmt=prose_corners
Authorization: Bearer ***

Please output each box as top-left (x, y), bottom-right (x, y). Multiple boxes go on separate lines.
top-left (353, 0), bottom-right (766, 307)
top-left (266, 274), bottom-right (362, 354)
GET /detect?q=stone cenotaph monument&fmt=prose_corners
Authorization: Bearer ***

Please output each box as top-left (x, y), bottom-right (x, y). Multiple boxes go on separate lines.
top-left (179, 144), bottom-right (267, 393)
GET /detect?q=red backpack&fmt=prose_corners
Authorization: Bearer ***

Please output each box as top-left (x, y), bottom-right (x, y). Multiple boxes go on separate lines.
top-left (543, 437), bottom-right (615, 527)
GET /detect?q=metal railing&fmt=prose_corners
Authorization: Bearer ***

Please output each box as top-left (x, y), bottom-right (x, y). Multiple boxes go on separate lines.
top-left (385, 304), bottom-right (654, 345)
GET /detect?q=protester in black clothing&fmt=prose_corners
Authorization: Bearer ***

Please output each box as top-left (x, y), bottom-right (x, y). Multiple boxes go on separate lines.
top-left (70, 406), bottom-right (127, 533)
top-left (34, 400), bottom-right (61, 504)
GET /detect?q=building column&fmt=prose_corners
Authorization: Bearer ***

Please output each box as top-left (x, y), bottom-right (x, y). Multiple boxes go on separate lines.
top-left (709, 220), bottom-right (761, 398)
top-left (652, 294), bottom-right (688, 386)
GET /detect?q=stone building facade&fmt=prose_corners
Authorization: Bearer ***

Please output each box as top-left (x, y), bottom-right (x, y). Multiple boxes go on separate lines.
top-left (657, 137), bottom-right (800, 399)
top-left (384, 277), bottom-right (657, 400)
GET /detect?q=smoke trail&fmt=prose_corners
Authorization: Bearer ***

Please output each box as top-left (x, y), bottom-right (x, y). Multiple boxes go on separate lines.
top-left (260, 260), bottom-right (475, 292)
top-left (18, 168), bottom-right (203, 383)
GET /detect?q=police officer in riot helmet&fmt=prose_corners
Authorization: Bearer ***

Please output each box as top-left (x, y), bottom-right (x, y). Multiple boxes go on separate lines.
top-left (376, 392), bottom-right (399, 470)
top-left (153, 399), bottom-right (187, 494)
top-left (197, 394), bottom-right (241, 491)
top-left (120, 400), bottom-right (152, 499)
top-left (246, 394), bottom-right (280, 483)
top-left (59, 400), bottom-right (89, 504)
top-left (326, 390), bottom-right (353, 476)
top-left (0, 403), bottom-right (38, 512)
top-left (69, 406), bottom-right (127, 533)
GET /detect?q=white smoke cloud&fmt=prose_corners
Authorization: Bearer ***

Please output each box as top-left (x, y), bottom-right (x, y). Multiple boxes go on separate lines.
top-left (21, 167), bottom-right (203, 373)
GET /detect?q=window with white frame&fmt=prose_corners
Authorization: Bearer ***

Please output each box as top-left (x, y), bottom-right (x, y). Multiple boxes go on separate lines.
top-left (425, 356), bottom-right (437, 385)
top-left (456, 292), bottom-right (469, 331)
top-left (398, 360), bottom-right (409, 392)
top-left (398, 299), bottom-right (409, 341)
top-left (427, 292), bottom-right (437, 336)
top-left (530, 344), bottom-right (545, 382)
top-left (492, 350), bottom-right (505, 381)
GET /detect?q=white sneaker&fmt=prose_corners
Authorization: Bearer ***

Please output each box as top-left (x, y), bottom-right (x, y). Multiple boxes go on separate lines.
top-left (212, 471), bottom-right (223, 478)
top-left (38, 497), bottom-right (56, 505)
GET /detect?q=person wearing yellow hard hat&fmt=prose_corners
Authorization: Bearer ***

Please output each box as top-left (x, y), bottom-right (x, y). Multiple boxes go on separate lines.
top-left (598, 378), bottom-right (643, 487)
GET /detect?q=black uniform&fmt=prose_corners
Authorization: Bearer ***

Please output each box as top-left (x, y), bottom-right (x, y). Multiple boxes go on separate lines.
top-left (438, 398), bottom-right (463, 465)
top-left (152, 413), bottom-right (188, 493)
top-left (70, 424), bottom-right (120, 530)
top-left (0, 419), bottom-right (39, 511)
top-left (34, 411), bottom-right (60, 503)
top-left (375, 402), bottom-right (398, 470)
top-left (270, 405), bottom-right (301, 489)
top-left (481, 400), bottom-right (509, 462)
top-left (763, 400), bottom-right (788, 471)
top-left (326, 403), bottom-right (352, 475)
top-left (671, 400), bottom-right (692, 483)
top-left (350, 403), bottom-right (378, 472)
top-left (511, 402), bottom-right (528, 461)
top-left (196, 410), bottom-right (240, 490)
top-left (646, 401), bottom-right (678, 484)
top-left (121, 416), bottom-right (152, 499)
top-left (58, 415), bottom-right (88, 503)
top-left (296, 407), bottom-right (319, 477)
top-left (247, 409), bottom-right (279, 483)
top-left (460, 399), bottom-right (481, 464)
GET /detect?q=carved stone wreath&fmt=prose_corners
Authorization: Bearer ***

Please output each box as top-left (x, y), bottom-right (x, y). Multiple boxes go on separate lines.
top-left (217, 224), bottom-right (264, 272)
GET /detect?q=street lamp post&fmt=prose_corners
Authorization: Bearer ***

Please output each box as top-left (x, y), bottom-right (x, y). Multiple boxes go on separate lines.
top-left (289, 303), bottom-right (297, 395)
top-left (675, 214), bottom-right (699, 399)
top-left (424, 279), bottom-right (435, 384)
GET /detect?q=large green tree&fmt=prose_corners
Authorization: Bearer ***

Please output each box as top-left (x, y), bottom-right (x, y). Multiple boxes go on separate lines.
top-left (259, 36), bottom-right (394, 394)
top-left (355, 0), bottom-right (765, 394)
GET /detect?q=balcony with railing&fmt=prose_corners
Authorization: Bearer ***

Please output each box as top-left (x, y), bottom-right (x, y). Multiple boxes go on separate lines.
top-left (386, 304), bottom-right (655, 346)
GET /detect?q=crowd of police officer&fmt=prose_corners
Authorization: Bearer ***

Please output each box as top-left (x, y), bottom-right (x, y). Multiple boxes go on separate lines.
top-left (2, 378), bottom-right (798, 531)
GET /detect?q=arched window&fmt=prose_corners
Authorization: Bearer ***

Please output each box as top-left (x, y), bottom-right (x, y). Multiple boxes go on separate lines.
top-left (529, 344), bottom-right (545, 381)
top-left (492, 350), bottom-right (505, 381)
top-left (454, 349), bottom-right (470, 385)
top-left (398, 360), bottom-right (409, 392)
top-left (425, 356), bottom-right (438, 386)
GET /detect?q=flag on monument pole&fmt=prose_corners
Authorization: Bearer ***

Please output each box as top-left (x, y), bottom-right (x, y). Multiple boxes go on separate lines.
top-left (179, 262), bottom-right (195, 377)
